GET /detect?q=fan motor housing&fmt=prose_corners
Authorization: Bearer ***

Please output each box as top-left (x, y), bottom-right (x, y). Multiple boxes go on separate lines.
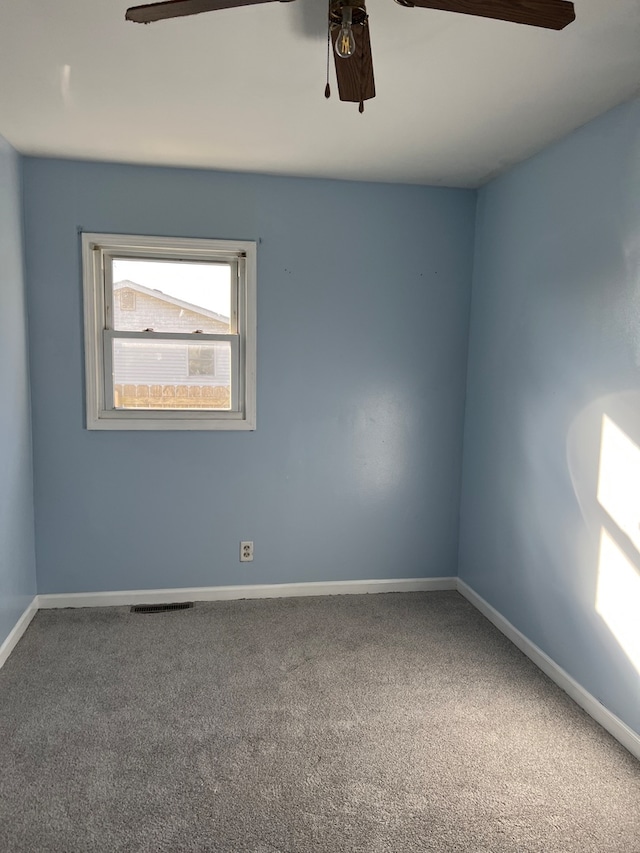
top-left (329, 0), bottom-right (368, 27)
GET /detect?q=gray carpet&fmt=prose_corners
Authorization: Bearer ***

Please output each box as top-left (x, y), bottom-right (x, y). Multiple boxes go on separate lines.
top-left (0, 592), bottom-right (638, 852)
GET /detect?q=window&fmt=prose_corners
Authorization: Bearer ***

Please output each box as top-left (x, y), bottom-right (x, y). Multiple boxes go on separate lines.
top-left (188, 345), bottom-right (216, 377)
top-left (119, 289), bottom-right (136, 311)
top-left (82, 233), bottom-right (256, 430)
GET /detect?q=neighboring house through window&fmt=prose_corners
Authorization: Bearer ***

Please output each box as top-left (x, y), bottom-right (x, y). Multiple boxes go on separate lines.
top-left (82, 233), bottom-right (256, 430)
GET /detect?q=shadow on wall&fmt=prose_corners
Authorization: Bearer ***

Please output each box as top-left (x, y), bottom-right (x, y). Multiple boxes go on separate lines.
top-left (568, 392), bottom-right (640, 680)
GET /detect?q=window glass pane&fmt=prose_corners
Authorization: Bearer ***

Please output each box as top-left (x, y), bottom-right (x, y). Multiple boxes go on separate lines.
top-left (112, 339), bottom-right (231, 410)
top-left (111, 259), bottom-right (231, 334)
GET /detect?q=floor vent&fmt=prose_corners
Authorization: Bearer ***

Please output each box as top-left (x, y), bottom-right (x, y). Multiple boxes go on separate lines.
top-left (131, 602), bottom-right (194, 614)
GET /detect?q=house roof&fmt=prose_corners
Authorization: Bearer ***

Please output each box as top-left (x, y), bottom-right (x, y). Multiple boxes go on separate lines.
top-left (114, 280), bottom-right (230, 325)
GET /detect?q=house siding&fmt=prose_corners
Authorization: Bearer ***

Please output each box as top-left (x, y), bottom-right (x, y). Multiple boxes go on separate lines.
top-left (114, 286), bottom-right (229, 335)
top-left (113, 340), bottom-right (230, 387)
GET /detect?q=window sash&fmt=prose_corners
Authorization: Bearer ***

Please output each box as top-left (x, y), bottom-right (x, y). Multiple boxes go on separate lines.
top-left (103, 253), bottom-right (239, 335)
top-left (103, 331), bottom-right (240, 413)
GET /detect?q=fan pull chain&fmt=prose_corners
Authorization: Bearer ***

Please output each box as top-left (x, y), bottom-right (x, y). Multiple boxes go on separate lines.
top-left (358, 17), bottom-right (365, 114)
top-left (325, 1), bottom-right (331, 99)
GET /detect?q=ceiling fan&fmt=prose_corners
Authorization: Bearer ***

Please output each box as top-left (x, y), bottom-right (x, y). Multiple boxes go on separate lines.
top-left (125, 0), bottom-right (576, 111)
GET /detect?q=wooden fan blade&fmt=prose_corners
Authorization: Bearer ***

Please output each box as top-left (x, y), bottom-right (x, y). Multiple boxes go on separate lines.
top-left (331, 20), bottom-right (375, 104)
top-left (126, 0), bottom-right (287, 24)
top-left (402, 0), bottom-right (575, 30)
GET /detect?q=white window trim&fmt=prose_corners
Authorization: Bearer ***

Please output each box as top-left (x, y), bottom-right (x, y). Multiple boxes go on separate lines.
top-left (82, 233), bottom-right (256, 431)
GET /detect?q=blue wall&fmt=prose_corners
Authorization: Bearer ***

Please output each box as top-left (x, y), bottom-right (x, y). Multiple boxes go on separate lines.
top-left (22, 160), bottom-right (476, 594)
top-left (459, 99), bottom-right (640, 736)
top-left (11, 100), bottom-right (640, 741)
top-left (0, 136), bottom-right (37, 646)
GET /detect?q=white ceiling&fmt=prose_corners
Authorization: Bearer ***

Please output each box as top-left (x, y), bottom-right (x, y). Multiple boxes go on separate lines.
top-left (0, 0), bottom-right (638, 187)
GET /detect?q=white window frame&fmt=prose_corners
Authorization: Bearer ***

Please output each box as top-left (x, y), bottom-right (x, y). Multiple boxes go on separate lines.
top-left (82, 233), bottom-right (256, 430)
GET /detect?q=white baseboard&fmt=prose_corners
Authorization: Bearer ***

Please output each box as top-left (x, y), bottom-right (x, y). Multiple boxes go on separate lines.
top-left (0, 597), bottom-right (38, 671)
top-left (37, 576), bottom-right (457, 609)
top-left (457, 579), bottom-right (640, 763)
top-left (9, 578), bottom-right (640, 762)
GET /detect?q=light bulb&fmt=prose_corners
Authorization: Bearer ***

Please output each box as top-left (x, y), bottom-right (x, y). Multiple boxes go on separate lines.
top-left (335, 7), bottom-right (356, 59)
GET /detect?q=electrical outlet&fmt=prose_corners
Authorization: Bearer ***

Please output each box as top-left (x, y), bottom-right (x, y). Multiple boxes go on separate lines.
top-left (240, 541), bottom-right (254, 562)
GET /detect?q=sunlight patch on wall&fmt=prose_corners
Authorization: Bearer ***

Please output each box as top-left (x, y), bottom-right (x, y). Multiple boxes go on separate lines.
top-left (597, 414), bottom-right (640, 554)
top-left (596, 528), bottom-right (640, 674)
